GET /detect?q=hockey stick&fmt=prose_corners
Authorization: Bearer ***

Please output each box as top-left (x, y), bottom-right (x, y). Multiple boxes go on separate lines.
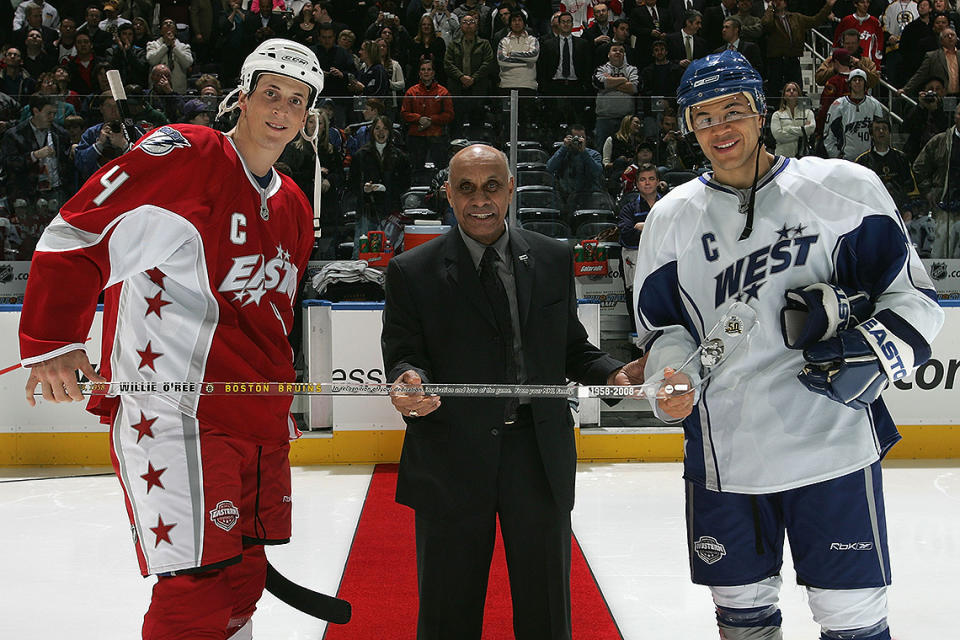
top-left (67, 380), bottom-right (680, 399)
top-left (265, 562), bottom-right (352, 624)
top-left (105, 69), bottom-right (140, 144)
top-left (53, 305), bottom-right (758, 400)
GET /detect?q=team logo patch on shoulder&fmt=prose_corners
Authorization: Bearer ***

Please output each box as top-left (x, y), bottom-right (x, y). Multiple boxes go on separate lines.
top-left (694, 535), bottom-right (727, 564)
top-left (137, 126), bottom-right (192, 157)
top-left (209, 500), bottom-right (240, 532)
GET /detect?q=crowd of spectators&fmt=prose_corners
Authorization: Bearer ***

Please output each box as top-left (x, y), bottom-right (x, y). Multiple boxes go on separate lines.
top-left (2, 0), bottom-right (960, 264)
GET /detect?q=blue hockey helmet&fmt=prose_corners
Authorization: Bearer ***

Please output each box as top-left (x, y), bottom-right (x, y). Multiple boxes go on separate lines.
top-left (676, 50), bottom-right (765, 135)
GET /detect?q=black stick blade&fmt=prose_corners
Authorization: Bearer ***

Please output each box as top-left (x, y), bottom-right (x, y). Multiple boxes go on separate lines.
top-left (264, 562), bottom-right (352, 624)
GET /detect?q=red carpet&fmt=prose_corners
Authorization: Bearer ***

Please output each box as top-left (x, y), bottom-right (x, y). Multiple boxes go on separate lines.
top-left (323, 464), bottom-right (622, 640)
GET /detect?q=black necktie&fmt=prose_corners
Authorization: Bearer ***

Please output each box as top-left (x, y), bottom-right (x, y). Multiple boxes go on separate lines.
top-left (479, 247), bottom-right (519, 419)
top-left (562, 37), bottom-right (571, 78)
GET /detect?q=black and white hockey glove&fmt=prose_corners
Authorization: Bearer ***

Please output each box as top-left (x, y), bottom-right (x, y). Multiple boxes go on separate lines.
top-left (780, 283), bottom-right (873, 350)
top-left (798, 318), bottom-right (914, 411)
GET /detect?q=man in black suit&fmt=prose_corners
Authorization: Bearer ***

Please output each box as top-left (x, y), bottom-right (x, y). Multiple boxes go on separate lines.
top-left (702, 0), bottom-right (740, 50)
top-left (714, 16), bottom-right (764, 73)
top-left (583, 2), bottom-right (615, 46)
top-left (537, 11), bottom-right (594, 126)
top-left (669, 0), bottom-right (707, 32)
top-left (382, 144), bottom-right (644, 640)
top-left (630, 0), bottom-right (668, 68)
top-left (666, 10), bottom-right (709, 67)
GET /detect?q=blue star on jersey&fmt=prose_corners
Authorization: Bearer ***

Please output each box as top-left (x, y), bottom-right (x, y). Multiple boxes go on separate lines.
top-left (708, 225), bottom-right (819, 308)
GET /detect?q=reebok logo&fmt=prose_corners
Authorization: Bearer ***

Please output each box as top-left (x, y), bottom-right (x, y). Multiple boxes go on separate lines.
top-left (830, 542), bottom-right (873, 551)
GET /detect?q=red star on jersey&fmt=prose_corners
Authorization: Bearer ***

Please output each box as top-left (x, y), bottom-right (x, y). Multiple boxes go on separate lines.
top-left (130, 411), bottom-right (157, 442)
top-left (146, 268), bottom-right (167, 290)
top-left (144, 292), bottom-right (172, 319)
top-left (140, 462), bottom-right (166, 493)
top-left (150, 514), bottom-right (176, 547)
top-left (137, 341), bottom-right (163, 371)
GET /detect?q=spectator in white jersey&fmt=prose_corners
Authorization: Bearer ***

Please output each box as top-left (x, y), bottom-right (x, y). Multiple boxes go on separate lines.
top-left (632, 50), bottom-right (943, 640)
top-left (823, 68), bottom-right (885, 160)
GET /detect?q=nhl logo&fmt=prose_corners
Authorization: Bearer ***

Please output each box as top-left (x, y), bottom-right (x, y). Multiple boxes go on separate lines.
top-left (724, 316), bottom-right (743, 335)
top-left (209, 500), bottom-right (240, 532)
top-left (700, 338), bottom-right (725, 368)
top-left (694, 535), bottom-right (727, 564)
top-left (930, 262), bottom-right (947, 281)
top-left (0, 264), bottom-right (12, 283)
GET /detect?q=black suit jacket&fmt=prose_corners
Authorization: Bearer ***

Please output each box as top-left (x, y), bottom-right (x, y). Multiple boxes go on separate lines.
top-left (669, 0), bottom-right (707, 32)
top-left (702, 5), bottom-right (733, 51)
top-left (381, 227), bottom-right (622, 518)
top-left (666, 30), bottom-right (709, 62)
top-left (630, 4), bottom-right (668, 68)
top-left (714, 40), bottom-right (764, 73)
top-left (537, 35), bottom-right (594, 92)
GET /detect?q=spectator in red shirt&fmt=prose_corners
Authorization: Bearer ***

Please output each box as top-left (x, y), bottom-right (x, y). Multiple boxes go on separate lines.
top-left (833, 0), bottom-right (884, 71)
top-left (401, 56), bottom-right (454, 170)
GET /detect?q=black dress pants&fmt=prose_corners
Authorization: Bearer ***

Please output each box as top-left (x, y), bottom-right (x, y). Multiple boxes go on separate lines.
top-left (413, 412), bottom-right (573, 640)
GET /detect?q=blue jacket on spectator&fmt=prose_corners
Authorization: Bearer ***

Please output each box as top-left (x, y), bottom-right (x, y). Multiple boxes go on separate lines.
top-left (74, 121), bottom-right (145, 185)
top-left (617, 191), bottom-right (658, 250)
top-left (546, 144), bottom-right (604, 197)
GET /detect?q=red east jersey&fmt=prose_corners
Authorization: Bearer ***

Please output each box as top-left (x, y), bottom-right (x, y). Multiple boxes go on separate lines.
top-left (834, 15), bottom-right (884, 70)
top-left (19, 124), bottom-right (314, 445)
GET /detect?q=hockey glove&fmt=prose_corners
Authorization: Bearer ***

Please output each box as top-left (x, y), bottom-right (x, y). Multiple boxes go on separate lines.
top-left (798, 317), bottom-right (914, 411)
top-left (780, 283), bottom-right (872, 350)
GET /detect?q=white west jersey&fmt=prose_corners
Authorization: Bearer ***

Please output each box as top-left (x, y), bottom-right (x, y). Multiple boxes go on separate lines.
top-left (633, 156), bottom-right (943, 494)
top-left (824, 95), bottom-right (885, 161)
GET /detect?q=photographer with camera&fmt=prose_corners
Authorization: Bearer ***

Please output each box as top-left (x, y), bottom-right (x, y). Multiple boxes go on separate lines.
top-left (430, 0), bottom-right (461, 45)
top-left (547, 124), bottom-right (605, 200)
top-left (74, 91), bottom-right (144, 185)
top-left (904, 76), bottom-right (950, 159)
top-left (651, 110), bottom-right (700, 173)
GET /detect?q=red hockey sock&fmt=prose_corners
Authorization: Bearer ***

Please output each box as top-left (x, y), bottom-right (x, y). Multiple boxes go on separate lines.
top-left (141, 546), bottom-right (267, 640)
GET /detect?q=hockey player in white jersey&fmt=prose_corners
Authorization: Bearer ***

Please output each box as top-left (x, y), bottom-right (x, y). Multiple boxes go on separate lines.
top-left (632, 50), bottom-right (943, 640)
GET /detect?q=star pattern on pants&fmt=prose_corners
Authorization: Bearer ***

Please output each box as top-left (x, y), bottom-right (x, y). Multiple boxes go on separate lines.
top-left (145, 268), bottom-right (167, 290)
top-left (130, 411), bottom-right (157, 443)
top-left (137, 341), bottom-right (163, 372)
top-left (150, 515), bottom-right (176, 548)
top-left (144, 292), bottom-right (172, 319)
top-left (140, 462), bottom-right (166, 493)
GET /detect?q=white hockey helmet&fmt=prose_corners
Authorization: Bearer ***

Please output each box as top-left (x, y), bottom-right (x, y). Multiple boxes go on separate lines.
top-left (237, 38), bottom-right (325, 109)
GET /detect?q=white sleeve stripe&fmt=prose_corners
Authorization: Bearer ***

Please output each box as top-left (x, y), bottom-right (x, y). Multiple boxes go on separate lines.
top-left (21, 343), bottom-right (88, 367)
top-left (37, 213), bottom-right (128, 253)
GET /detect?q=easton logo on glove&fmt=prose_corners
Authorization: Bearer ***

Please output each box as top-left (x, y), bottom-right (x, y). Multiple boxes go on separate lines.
top-left (856, 318), bottom-right (910, 381)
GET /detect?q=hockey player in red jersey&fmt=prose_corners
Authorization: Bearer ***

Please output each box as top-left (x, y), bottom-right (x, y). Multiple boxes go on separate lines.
top-left (19, 39), bottom-right (324, 639)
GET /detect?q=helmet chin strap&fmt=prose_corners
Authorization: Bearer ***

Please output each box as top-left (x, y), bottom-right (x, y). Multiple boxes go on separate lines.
top-left (739, 136), bottom-right (763, 241)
